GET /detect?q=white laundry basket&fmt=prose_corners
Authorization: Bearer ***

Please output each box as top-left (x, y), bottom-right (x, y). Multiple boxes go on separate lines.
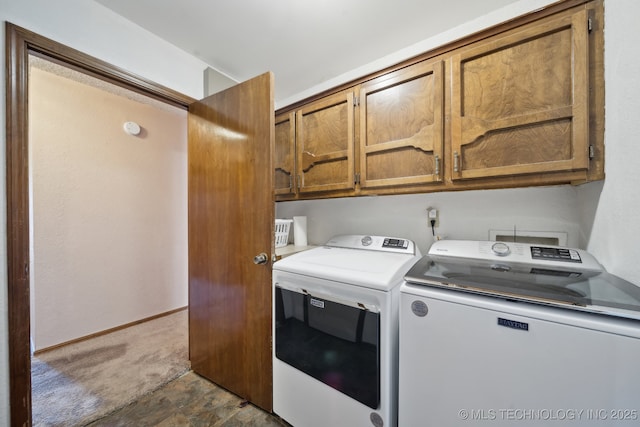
top-left (275, 219), bottom-right (293, 248)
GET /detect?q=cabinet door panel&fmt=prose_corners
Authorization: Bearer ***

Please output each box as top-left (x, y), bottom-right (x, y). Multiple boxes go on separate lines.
top-left (451, 9), bottom-right (589, 180)
top-left (360, 60), bottom-right (444, 188)
top-left (274, 112), bottom-right (295, 195)
top-left (297, 90), bottom-right (355, 193)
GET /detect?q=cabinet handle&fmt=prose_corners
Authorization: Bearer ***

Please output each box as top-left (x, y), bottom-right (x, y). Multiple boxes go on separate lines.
top-left (453, 151), bottom-right (460, 173)
top-left (434, 155), bottom-right (440, 176)
top-left (289, 175), bottom-right (293, 191)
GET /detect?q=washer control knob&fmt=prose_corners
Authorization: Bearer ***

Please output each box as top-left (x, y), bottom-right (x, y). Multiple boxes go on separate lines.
top-left (361, 236), bottom-right (373, 246)
top-left (491, 242), bottom-right (511, 256)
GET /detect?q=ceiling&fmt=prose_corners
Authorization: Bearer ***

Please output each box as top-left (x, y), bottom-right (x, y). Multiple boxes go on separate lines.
top-left (94, 0), bottom-right (523, 105)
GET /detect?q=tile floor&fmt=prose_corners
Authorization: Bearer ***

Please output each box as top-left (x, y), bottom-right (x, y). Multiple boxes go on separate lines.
top-left (86, 371), bottom-right (290, 427)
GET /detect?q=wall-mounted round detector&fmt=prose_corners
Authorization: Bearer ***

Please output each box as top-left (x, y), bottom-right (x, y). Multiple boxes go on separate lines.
top-left (123, 121), bottom-right (141, 136)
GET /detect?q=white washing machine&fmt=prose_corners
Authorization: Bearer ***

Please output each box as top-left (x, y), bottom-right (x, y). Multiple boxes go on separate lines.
top-left (400, 240), bottom-right (640, 426)
top-left (272, 235), bottom-right (421, 427)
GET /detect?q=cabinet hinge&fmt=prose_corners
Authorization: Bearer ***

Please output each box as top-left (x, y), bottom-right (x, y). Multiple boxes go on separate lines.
top-left (588, 17), bottom-right (593, 33)
top-left (589, 145), bottom-right (595, 159)
top-left (354, 173), bottom-right (361, 185)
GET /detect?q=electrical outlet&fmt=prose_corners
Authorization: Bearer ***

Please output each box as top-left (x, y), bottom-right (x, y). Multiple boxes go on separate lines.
top-left (427, 208), bottom-right (439, 228)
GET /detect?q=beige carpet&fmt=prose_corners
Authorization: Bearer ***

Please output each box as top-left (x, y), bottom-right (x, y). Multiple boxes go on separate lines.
top-left (31, 309), bottom-right (190, 427)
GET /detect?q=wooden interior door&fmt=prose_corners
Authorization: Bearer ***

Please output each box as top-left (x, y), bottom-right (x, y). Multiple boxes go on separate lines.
top-left (188, 72), bottom-right (274, 411)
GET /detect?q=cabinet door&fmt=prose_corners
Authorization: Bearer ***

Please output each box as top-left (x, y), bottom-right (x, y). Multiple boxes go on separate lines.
top-left (296, 90), bottom-right (355, 193)
top-left (360, 60), bottom-right (444, 188)
top-left (274, 112), bottom-right (296, 196)
top-left (451, 9), bottom-right (589, 180)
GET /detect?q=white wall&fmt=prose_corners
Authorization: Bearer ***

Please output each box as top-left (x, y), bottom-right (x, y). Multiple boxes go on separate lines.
top-left (0, 0), bottom-right (209, 422)
top-left (277, 186), bottom-right (583, 257)
top-left (580, 0), bottom-right (640, 285)
top-left (204, 67), bottom-right (239, 97)
top-left (29, 64), bottom-right (188, 351)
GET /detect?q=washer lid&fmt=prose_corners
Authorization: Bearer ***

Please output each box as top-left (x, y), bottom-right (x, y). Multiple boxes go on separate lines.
top-left (274, 235), bottom-right (421, 291)
top-left (404, 240), bottom-right (640, 321)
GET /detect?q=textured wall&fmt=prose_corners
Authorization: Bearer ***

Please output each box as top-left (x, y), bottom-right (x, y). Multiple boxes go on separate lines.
top-left (29, 64), bottom-right (188, 350)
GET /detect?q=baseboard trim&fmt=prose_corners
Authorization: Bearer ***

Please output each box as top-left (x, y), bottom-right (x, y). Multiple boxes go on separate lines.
top-left (33, 306), bottom-right (188, 355)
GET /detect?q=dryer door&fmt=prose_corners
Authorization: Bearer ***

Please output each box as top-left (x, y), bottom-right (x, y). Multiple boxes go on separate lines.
top-left (274, 285), bottom-right (380, 409)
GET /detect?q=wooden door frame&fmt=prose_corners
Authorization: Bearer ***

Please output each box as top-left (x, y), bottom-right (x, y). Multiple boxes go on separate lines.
top-left (5, 22), bottom-right (195, 426)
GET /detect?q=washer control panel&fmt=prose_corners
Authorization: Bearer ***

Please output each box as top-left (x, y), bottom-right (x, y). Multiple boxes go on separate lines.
top-left (428, 240), bottom-right (602, 272)
top-left (531, 246), bottom-right (582, 262)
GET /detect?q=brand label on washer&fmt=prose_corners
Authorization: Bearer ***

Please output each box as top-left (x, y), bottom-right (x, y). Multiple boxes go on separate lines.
top-left (310, 298), bottom-right (325, 309)
top-left (498, 317), bottom-right (529, 331)
top-left (411, 300), bottom-right (428, 317)
top-left (370, 412), bottom-right (383, 427)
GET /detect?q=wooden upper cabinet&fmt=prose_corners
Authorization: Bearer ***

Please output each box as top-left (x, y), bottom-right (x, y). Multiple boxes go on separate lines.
top-left (450, 9), bottom-right (590, 180)
top-left (359, 59), bottom-right (444, 189)
top-left (275, 1), bottom-right (603, 199)
top-left (274, 112), bottom-right (296, 196)
top-left (296, 89), bottom-right (355, 193)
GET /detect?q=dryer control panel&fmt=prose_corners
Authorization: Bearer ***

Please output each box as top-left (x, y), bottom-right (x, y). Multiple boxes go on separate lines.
top-left (325, 235), bottom-right (416, 255)
top-left (383, 238), bottom-right (409, 249)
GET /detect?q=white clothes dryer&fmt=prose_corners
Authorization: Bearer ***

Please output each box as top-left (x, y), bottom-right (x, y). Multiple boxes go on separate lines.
top-left (272, 235), bottom-right (421, 427)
